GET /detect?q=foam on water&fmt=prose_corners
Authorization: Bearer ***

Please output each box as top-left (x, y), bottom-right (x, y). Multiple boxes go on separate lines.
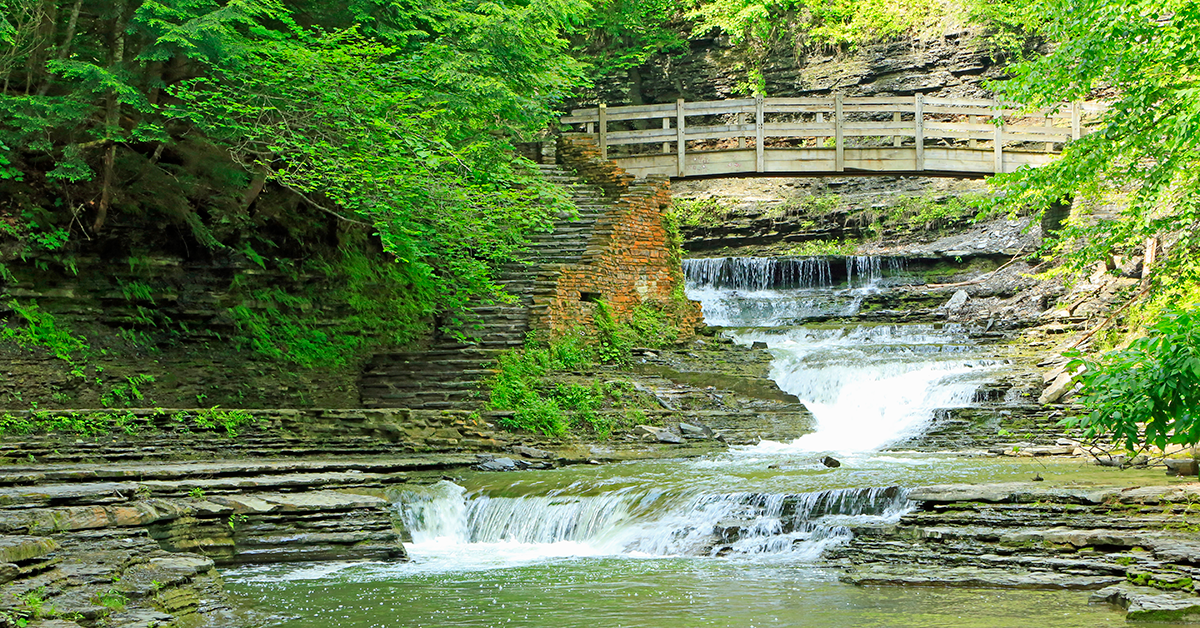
top-left (387, 481), bottom-right (913, 571)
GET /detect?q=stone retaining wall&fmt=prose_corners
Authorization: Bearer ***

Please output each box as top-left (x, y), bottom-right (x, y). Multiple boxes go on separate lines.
top-left (536, 136), bottom-right (703, 337)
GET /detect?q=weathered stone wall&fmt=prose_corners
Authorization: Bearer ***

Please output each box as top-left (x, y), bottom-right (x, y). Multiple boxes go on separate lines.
top-left (1, 408), bottom-right (504, 463)
top-left (0, 253), bottom-right (368, 410)
top-left (534, 136), bottom-right (703, 337)
top-left (585, 30), bottom-right (1014, 106)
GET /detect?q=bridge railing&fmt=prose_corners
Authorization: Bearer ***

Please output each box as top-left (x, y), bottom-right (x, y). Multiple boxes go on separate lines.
top-left (560, 96), bottom-right (1105, 176)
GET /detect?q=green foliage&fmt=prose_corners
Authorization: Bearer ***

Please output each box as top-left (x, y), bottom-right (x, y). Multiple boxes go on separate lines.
top-left (1, 300), bottom-right (88, 363)
top-left (848, 192), bottom-right (986, 238)
top-left (94, 588), bottom-right (128, 611)
top-left (228, 513), bottom-right (248, 531)
top-left (189, 406), bottom-right (256, 437)
top-left (487, 314), bottom-right (677, 437)
top-left (570, 0), bottom-right (686, 79)
top-left (1, 0), bottom-right (586, 352)
top-left (989, 0), bottom-right (1200, 290)
top-left (672, 198), bottom-right (734, 228)
top-left (100, 374), bottom-right (156, 408)
top-left (593, 301), bottom-right (635, 363)
top-left (227, 238), bottom-right (442, 367)
top-left (0, 406), bottom-right (256, 438)
top-left (1063, 306), bottom-right (1200, 452)
top-left (783, 239), bottom-right (859, 256)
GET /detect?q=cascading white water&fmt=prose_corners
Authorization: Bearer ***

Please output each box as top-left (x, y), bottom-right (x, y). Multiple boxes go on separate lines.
top-left (683, 255), bottom-right (996, 453)
top-left (386, 255), bottom-right (992, 573)
top-left (734, 324), bottom-right (995, 453)
top-left (683, 256), bottom-right (905, 326)
top-left (393, 481), bottom-right (913, 567)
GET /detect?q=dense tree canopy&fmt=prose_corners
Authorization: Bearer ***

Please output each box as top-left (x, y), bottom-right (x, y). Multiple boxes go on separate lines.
top-left (0, 0), bottom-right (583, 343)
top-left (987, 0), bottom-right (1200, 449)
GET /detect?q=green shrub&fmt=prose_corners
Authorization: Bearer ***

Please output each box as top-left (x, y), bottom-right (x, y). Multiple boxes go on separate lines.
top-left (1065, 306), bottom-right (1200, 452)
top-left (1, 300), bottom-right (88, 363)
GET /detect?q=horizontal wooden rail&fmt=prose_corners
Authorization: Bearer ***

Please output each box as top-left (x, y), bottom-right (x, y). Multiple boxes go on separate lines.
top-left (561, 95), bottom-right (1105, 178)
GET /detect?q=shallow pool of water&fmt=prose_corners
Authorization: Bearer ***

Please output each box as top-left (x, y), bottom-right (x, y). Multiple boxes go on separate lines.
top-left (225, 555), bottom-right (1128, 628)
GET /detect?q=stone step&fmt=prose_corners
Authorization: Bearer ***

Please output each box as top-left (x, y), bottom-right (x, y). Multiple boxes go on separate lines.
top-left (0, 455), bottom-right (483, 487)
top-left (365, 399), bottom-right (481, 411)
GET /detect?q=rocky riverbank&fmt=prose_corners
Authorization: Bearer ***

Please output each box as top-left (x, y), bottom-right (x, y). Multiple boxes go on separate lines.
top-left (831, 481), bottom-right (1200, 623)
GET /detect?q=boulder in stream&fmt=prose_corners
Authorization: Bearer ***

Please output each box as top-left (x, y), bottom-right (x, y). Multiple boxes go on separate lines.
top-left (1164, 459), bottom-right (1199, 476)
top-left (513, 445), bottom-right (554, 460)
top-left (475, 456), bottom-right (520, 472)
top-left (1092, 583), bottom-right (1200, 622)
top-left (821, 456), bottom-right (841, 468)
top-left (679, 422), bottom-right (715, 439)
top-left (634, 425), bottom-right (684, 444)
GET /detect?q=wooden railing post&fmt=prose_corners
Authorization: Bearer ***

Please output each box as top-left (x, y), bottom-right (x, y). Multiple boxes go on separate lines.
top-left (1044, 113), bottom-right (1053, 152)
top-left (1071, 101), bottom-right (1082, 141)
top-left (738, 112), bottom-right (746, 149)
top-left (662, 117), bottom-right (670, 154)
top-left (834, 94), bottom-right (844, 172)
top-left (676, 98), bottom-right (686, 177)
top-left (893, 112), bottom-right (902, 147)
top-left (914, 94), bottom-right (925, 171)
top-left (993, 99), bottom-right (1004, 174)
top-left (598, 103), bottom-right (608, 160)
top-left (755, 95), bottom-right (765, 173)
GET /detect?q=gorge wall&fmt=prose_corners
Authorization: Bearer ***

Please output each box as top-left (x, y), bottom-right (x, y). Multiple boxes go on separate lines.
top-left (585, 29), bottom-right (1013, 106)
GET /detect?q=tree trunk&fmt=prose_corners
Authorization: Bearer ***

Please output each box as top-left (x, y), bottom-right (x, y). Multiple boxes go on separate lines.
top-left (240, 168), bottom-right (270, 210)
top-left (24, 0), bottom-right (56, 94)
top-left (93, 0), bottom-right (127, 234)
top-left (37, 0), bottom-right (83, 96)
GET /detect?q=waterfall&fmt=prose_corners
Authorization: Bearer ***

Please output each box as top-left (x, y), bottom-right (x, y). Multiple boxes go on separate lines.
top-left (684, 257), bottom-right (834, 291)
top-left (393, 482), bottom-right (913, 566)
top-left (683, 256), bottom-right (907, 326)
top-left (733, 324), bottom-right (995, 453)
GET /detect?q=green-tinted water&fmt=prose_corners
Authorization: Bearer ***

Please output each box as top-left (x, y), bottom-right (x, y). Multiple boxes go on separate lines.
top-left (225, 555), bottom-right (1126, 627)
top-left (223, 307), bottom-right (1178, 626)
top-left (222, 455), bottom-right (1176, 627)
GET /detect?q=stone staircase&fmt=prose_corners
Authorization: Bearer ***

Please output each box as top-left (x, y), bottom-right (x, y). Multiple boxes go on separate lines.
top-left (359, 164), bottom-right (612, 410)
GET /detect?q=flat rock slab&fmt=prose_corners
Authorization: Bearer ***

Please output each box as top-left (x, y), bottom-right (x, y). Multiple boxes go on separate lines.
top-left (204, 491), bottom-right (389, 514)
top-left (908, 483), bottom-right (1113, 505)
top-left (0, 535), bottom-right (58, 563)
top-left (1092, 583), bottom-right (1200, 622)
top-left (842, 566), bottom-right (1122, 590)
top-left (137, 471), bottom-right (407, 494)
top-left (0, 499), bottom-right (191, 534)
top-left (0, 455), bottom-right (481, 486)
top-left (0, 482), bottom-right (140, 507)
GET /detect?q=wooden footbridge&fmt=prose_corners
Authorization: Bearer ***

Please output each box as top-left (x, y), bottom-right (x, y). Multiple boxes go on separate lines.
top-left (561, 96), bottom-right (1104, 179)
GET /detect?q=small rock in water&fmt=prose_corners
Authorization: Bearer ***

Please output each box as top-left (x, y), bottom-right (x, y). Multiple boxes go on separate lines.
top-left (768, 464), bottom-right (780, 470)
top-left (475, 457), bottom-right (519, 472)
top-left (1164, 459), bottom-right (1199, 476)
top-left (633, 425), bottom-right (684, 444)
top-left (512, 445), bottom-right (554, 460)
top-left (750, 341), bottom-right (769, 350)
top-left (821, 456), bottom-right (841, 468)
top-left (1032, 473), bottom-right (1044, 482)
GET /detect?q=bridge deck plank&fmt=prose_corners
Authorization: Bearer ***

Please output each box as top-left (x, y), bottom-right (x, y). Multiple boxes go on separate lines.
top-left (561, 96), bottom-right (1104, 178)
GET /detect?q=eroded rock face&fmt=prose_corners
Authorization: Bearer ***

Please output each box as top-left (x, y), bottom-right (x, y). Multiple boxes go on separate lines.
top-left (0, 457), bottom-right (440, 626)
top-left (831, 482), bottom-right (1200, 623)
top-left (587, 31), bottom-right (1009, 106)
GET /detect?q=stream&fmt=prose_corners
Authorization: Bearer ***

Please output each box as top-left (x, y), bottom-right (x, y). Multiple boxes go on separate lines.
top-left (224, 256), bottom-right (1128, 627)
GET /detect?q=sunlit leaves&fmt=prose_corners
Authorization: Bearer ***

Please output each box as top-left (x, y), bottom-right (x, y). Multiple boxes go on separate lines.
top-left (1065, 307), bottom-right (1200, 451)
top-left (991, 0), bottom-right (1200, 282)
